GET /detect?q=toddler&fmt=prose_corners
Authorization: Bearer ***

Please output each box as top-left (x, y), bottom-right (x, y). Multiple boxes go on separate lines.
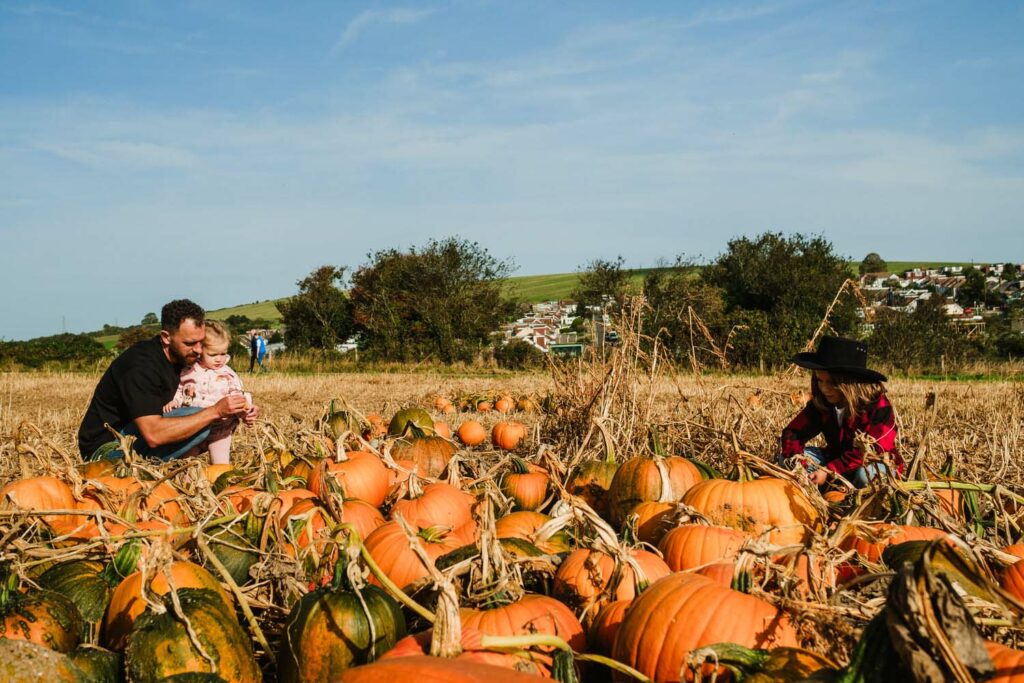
top-left (163, 320), bottom-right (254, 464)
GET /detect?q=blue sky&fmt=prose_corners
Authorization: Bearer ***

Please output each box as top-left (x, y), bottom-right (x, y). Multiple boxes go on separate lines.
top-left (1, 1), bottom-right (1022, 340)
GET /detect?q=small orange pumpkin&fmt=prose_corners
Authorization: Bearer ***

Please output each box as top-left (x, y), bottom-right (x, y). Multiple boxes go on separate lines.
top-left (494, 396), bottom-right (515, 414)
top-left (457, 420), bottom-right (488, 447)
top-left (500, 458), bottom-right (549, 511)
top-left (492, 421), bottom-right (528, 451)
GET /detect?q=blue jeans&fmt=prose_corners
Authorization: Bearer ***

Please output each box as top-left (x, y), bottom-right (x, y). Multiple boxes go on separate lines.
top-left (779, 447), bottom-right (889, 488)
top-left (103, 406), bottom-right (211, 462)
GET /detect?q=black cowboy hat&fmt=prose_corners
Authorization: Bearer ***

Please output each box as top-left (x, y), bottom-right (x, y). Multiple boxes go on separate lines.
top-left (792, 335), bottom-right (887, 383)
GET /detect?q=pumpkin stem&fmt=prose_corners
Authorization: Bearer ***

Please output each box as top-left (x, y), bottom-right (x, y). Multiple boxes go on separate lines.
top-left (940, 454), bottom-right (957, 479)
top-left (329, 549), bottom-right (351, 592)
top-left (429, 579), bottom-right (463, 658)
top-left (418, 525), bottom-right (452, 544)
top-left (508, 456), bottom-right (531, 475)
top-left (552, 649), bottom-right (579, 683)
top-left (648, 427), bottom-right (667, 458)
top-left (102, 540), bottom-right (142, 586)
top-left (405, 473), bottom-right (424, 500)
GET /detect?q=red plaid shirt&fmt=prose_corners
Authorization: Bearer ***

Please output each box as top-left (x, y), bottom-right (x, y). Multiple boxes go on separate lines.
top-left (780, 393), bottom-right (903, 476)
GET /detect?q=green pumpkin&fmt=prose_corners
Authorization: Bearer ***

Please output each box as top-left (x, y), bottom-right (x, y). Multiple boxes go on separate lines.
top-left (37, 560), bottom-right (114, 643)
top-left (0, 639), bottom-right (88, 682)
top-left (125, 588), bottom-right (261, 683)
top-left (204, 523), bottom-right (259, 586)
top-left (325, 399), bottom-right (363, 440)
top-left (68, 644), bottom-right (121, 683)
top-left (387, 407), bottom-right (435, 437)
top-left (278, 559), bottom-right (406, 683)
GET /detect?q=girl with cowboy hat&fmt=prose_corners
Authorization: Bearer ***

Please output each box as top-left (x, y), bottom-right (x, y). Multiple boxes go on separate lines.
top-left (779, 335), bottom-right (903, 488)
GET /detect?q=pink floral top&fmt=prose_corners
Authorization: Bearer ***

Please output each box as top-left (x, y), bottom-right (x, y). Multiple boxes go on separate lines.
top-left (172, 361), bottom-right (244, 409)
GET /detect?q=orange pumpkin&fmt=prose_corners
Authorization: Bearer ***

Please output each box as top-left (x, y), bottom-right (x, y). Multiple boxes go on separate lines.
top-left (306, 450), bottom-right (389, 507)
top-left (365, 653), bottom-right (548, 681)
top-left (588, 599), bottom-right (631, 656)
top-left (460, 594), bottom-right (585, 652)
top-left (553, 547), bottom-right (670, 615)
top-left (629, 501), bottom-right (676, 544)
top-left (609, 454), bottom-right (702, 527)
top-left (391, 480), bottom-right (476, 530)
top-left (0, 577), bottom-right (83, 654)
top-left (103, 560), bottom-right (232, 651)
top-left (390, 434), bottom-right (457, 479)
top-left (492, 421), bottom-right (528, 451)
top-left (658, 525), bottom-right (748, 572)
top-left (382, 623), bottom-right (545, 673)
top-left (1005, 544), bottom-right (1024, 561)
top-left (434, 421), bottom-right (453, 440)
top-left (986, 640), bottom-right (1024, 683)
top-left (79, 475), bottom-right (185, 525)
top-left (477, 400), bottom-right (493, 413)
top-left (837, 523), bottom-right (949, 582)
top-left (1002, 560), bottom-right (1024, 602)
top-left (681, 477), bottom-right (819, 545)
top-left (695, 562), bottom-right (737, 587)
top-left (457, 420), bottom-right (488, 447)
top-left (494, 397), bottom-right (515, 414)
top-left (566, 458), bottom-right (619, 522)
top-left (0, 476), bottom-right (80, 530)
top-left (613, 572), bottom-right (799, 682)
top-left (363, 521), bottom-right (464, 591)
top-left (500, 458), bottom-right (549, 511)
top-left (494, 511), bottom-right (570, 555)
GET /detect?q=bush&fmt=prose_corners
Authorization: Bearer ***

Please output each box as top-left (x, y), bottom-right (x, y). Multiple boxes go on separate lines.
top-left (493, 339), bottom-right (545, 370)
top-left (0, 334), bottom-right (109, 369)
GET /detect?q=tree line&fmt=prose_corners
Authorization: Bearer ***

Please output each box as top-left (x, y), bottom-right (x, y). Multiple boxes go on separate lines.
top-left (280, 232), bottom-right (1022, 373)
top-left (5, 233), bottom-right (1020, 373)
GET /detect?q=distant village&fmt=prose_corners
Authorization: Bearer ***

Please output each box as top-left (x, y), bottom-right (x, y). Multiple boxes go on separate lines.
top-left (500, 263), bottom-right (1024, 357)
top-left (858, 263), bottom-right (1024, 335)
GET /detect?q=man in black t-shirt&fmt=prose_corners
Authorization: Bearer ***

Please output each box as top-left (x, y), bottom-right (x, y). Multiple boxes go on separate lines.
top-left (78, 299), bottom-right (255, 460)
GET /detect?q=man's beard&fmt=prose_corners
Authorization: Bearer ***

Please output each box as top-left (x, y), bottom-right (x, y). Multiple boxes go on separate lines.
top-left (168, 345), bottom-right (199, 366)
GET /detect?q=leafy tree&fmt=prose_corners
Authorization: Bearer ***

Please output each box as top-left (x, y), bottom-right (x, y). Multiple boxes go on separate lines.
top-left (141, 312), bottom-right (158, 325)
top-left (701, 232), bottom-right (857, 367)
top-left (117, 326), bottom-right (156, 352)
top-left (349, 237), bottom-right (516, 363)
top-left (493, 339), bottom-right (544, 370)
top-left (278, 266), bottom-right (353, 351)
top-left (573, 256), bottom-right (630, 315)
top-left (1002, 263), bottom-right (1018, 282)
top-left (870, 296), bottom-right (970, 373)
top-left (859, 253), bottom-right (888, 275)
top-left (642, 257), bottom-right (729, 366)
top-left (957, 266), bottom-right (1000, 307)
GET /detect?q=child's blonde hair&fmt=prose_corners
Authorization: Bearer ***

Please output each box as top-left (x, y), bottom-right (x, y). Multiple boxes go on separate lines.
top-left (810, 370), bottom-right (884, 420)
top-left (203, 320), bottom-right (231, 348)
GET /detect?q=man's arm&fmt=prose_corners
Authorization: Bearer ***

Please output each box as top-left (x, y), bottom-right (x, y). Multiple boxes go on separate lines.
top-left (134, 394), bottom-right (249, 448)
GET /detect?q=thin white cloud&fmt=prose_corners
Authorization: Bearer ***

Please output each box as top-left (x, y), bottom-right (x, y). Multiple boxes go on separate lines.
top-left (333, 7), bottom-right (435, 52)
top-left (678, 0), bottom-right (798, 29)
top-left (33, 140), bottom-right (198, 170)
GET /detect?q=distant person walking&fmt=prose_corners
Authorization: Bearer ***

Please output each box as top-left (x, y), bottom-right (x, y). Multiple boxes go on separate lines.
top-left (249, 331), bottom-right (259, 373)
top-left (255, 333), bottom-right (268, 373)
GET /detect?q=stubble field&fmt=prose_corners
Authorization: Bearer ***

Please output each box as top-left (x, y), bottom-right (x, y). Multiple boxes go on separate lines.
top-left (2, 360), bottom-right (1024, 680)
